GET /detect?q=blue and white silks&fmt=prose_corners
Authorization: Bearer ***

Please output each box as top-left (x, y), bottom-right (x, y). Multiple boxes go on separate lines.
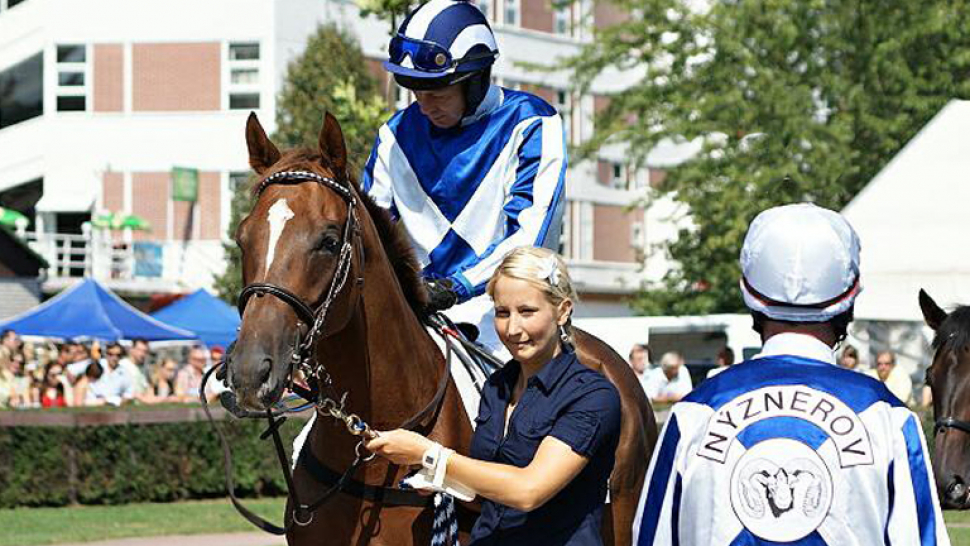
top-left (362, 85), bottom-right (567, 354)
top-left (633, 333), bottom-right (950, 546)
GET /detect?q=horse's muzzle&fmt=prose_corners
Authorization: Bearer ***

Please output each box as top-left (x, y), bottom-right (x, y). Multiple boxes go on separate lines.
top-left (943, 478), bottom-right (970, 509)
top-left (229, 353), bottom-right (284, 411)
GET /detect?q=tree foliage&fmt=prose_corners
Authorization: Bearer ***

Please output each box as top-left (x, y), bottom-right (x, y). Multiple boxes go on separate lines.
top-left (355, 0), bottom-right (413, 24)
top-left (214, 24), bottom-right (389, 304)
top-left (274, 24), bottom-right (389, 162)
top-left (566, 0), bottom-right (970, 315)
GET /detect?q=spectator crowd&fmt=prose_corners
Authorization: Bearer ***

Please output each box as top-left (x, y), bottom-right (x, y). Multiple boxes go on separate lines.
top-left (0, 329), bottom-right (225, 409)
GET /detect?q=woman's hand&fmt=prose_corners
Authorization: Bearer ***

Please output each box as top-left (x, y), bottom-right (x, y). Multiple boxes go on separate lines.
top-left (364, 429), bottom-right (437, 466)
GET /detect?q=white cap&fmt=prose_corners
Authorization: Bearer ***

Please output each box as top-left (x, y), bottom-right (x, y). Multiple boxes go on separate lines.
top-left (740, 203), bottom-right (862, 322)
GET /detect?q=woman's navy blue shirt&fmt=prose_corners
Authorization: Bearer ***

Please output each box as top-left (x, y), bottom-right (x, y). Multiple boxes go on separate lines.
top-left (467, 349), bottom-right (622, 546)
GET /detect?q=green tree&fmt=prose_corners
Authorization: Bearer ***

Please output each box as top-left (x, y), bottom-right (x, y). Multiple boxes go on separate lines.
top-left (355, 0), bottom-right (413, 25)
top-left (566, 0), bottom-right (970, 315)
top-left (274, 24), bottom-right (389, 161)
top-left (213, 24), bottom-right (389, 304)
top-left (212, 174), bottom-right (254, 305)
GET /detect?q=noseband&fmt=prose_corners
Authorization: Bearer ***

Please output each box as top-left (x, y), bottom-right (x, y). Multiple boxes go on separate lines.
top-left (237, 170), bottom-right (363, 387)
top-left (936, 417), bottom-right (970, 436)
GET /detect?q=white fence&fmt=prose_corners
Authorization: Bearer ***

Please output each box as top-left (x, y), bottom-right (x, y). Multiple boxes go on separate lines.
top-left (16, 224), bottom-right (226, 292)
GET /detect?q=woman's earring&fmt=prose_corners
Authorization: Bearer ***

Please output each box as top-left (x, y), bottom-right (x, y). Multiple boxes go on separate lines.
top-left (559, 324), bottom-right (570, 345)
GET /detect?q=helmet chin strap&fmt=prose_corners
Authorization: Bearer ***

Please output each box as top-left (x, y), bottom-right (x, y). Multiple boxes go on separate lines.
top-left (462, 67), bottom-right (492, 117)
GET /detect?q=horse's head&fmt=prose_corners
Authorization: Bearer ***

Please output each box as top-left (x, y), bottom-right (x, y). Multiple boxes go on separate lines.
top-left (920, 289), bottom-right (970, 509)
top-left (228, 112), bottom-right (362, 411)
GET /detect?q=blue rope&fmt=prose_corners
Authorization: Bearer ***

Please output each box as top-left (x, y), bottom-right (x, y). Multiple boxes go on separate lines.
top-left (399, 471), bottom-right (459, 546)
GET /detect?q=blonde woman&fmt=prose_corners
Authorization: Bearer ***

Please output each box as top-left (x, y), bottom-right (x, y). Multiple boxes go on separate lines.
top-left (366, 247), bottom-right (621, 546)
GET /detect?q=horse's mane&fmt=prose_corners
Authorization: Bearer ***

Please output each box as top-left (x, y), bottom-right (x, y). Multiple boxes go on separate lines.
top-left (257, 147), bottom-right (430, 315)
top-left (933, 305), bottom-right (970, 352)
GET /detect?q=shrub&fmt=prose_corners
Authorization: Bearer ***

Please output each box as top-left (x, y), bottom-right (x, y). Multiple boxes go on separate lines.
top-left (0, 413), bottom-right (307, 508)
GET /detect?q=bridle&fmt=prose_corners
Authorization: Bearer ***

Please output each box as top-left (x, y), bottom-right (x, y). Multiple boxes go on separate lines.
top-left (238, 169), bottom-right (364, 389)
top-left (930, 334), bottom-right (970, 436)
top-left (204, 169), bottom-right (457, 535)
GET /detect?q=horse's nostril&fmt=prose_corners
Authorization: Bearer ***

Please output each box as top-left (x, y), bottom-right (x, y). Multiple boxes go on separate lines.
top-left (259, 357), bottom-right (273, 386)
top-left (946, 480), bottom-right (968, 504)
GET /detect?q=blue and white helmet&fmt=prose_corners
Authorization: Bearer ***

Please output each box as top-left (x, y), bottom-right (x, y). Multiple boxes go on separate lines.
top-left (740, 203), bottom-right (863, 323)
top-left (386, 0), bottom-right (498, 88)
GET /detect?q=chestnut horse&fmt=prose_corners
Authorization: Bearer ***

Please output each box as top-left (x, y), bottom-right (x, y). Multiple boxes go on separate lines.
top-left (920, 289), bottom-right (970, 509)
top-left (227, 112), bottom-right (657, 545)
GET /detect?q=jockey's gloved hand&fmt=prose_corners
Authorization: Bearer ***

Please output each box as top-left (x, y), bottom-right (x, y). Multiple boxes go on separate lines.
top-left (425, 278), bottom-right (459, 313)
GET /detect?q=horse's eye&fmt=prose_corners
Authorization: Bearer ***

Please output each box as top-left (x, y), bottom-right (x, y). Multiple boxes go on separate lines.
top-left (315, 235), bottom-right (341, 254)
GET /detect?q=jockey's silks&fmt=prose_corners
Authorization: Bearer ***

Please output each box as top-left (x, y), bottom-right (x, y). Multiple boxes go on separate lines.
top-left (633, 333), bottom-right (950, 546)
top-left (361, 84), bottom-right (567, 303)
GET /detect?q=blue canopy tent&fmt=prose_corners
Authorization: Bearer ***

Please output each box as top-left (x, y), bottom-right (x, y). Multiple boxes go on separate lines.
top-left (0, 278), bottom-right (196, 341)
top-left (151, 288), bottom-right (239, 348)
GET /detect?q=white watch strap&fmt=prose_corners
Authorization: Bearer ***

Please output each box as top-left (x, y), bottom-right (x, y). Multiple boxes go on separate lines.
top-left (433, 448), bottom-right (454, 488)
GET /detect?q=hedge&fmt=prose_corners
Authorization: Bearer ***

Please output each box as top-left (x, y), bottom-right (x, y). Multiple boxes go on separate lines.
top-left (0, 410), bottom-right (308, 508)
top-left (0, 407), bottom-right (941, 509)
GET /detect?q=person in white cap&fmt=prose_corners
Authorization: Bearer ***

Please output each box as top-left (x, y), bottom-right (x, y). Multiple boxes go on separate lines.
top-left (632, 203), bottom-right (949, 545)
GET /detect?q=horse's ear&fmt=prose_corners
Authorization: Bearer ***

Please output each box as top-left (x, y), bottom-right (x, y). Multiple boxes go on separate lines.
top-left (919, 289), bottom-right (948, 331)
top-left (246, 112), bottom-right (281, 174)
top-left (319, 111), bottom-right (347, 178)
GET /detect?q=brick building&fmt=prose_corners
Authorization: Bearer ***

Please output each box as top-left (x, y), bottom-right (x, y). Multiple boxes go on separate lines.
top-left (0, 0), bottom-right (672, 316)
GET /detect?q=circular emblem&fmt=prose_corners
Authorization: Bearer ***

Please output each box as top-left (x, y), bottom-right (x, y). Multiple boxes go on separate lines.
top-left (730, 438), bottom-right (833, 542)
top-left (434, 53), bottom-right (447, 66)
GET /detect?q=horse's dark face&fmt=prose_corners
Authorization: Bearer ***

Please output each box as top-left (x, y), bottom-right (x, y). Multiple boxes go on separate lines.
top-left (920, 289), bottom-right (970, 509)
top-left (228, 112), bottom-right (353, 411)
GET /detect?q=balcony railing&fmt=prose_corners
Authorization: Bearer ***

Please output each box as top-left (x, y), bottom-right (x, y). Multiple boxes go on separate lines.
top-left (15, 224), bottom-right (226, 293)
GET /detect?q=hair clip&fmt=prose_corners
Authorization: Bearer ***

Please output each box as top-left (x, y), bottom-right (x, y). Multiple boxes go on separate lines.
top-left (536, 257), bottom-right (560, 286)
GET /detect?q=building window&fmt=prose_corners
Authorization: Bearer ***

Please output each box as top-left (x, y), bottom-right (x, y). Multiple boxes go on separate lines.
top-left (554, 89), bottom-right (574, 144)
top-left (554, 5), bottom-right (571, 35)
top-left (0, 52), bottom-right (43, 129)
top-left (227, 42), bottom-right (260, 110)
top-left (502, 0), bottom-right (518, 26)
top-left (611, 162), bottom-right (625, 189)
top-left (631, 221), bottom-right (644, 249)
top-left (55, 44), bottom-right (88, 112)
top-left (475, 0), bottom-right (490, 20)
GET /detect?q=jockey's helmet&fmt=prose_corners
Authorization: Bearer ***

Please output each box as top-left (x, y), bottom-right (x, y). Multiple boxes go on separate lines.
top-left (739, 203), bottom-right (862, 323)
top-left (385, 0), bottom-right (498, 110)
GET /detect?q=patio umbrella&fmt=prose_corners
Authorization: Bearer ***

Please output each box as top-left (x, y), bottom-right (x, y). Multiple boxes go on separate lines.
top-left (0, 207), bottom-right (28, 227)
top-left (119, 214), bottom-right (151, 231)
top-left (91, 212), bottom-right (119, 229)
top-left (92, 212), bottom-right (151, 231)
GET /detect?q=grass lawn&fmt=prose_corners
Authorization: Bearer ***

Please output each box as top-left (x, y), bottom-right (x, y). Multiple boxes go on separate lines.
top-left (3, 498), bottom-right (970, 545)
top-left (946, 510), bottom-right (970, 545)
top-left (0, 498), bottom-right (286, 546)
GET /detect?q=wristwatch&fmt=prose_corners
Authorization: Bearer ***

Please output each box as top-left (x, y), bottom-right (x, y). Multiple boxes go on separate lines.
top-left (421, 444), bottom-right (442, 471)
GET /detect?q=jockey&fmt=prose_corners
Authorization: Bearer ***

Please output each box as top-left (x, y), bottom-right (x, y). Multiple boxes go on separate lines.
top-left (633, 203), bottom-right (950, 545)
top-left (361, 0), bottom-right (568, 356)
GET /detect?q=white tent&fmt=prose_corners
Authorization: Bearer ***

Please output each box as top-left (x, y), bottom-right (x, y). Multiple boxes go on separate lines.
top-left (843, 99), bottom-right (970, 322)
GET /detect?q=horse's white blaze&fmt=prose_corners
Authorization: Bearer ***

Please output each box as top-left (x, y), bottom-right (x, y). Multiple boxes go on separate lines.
top-left (265, 199), bottom-right (295, 277)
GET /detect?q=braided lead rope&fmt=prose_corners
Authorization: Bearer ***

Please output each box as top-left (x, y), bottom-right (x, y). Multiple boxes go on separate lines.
top-left (430, 492), bottom-right (459, 546)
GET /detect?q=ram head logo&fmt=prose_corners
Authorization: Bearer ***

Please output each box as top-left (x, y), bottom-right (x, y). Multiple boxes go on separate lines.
top-left (738, 458), bottom-right (826, 520)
